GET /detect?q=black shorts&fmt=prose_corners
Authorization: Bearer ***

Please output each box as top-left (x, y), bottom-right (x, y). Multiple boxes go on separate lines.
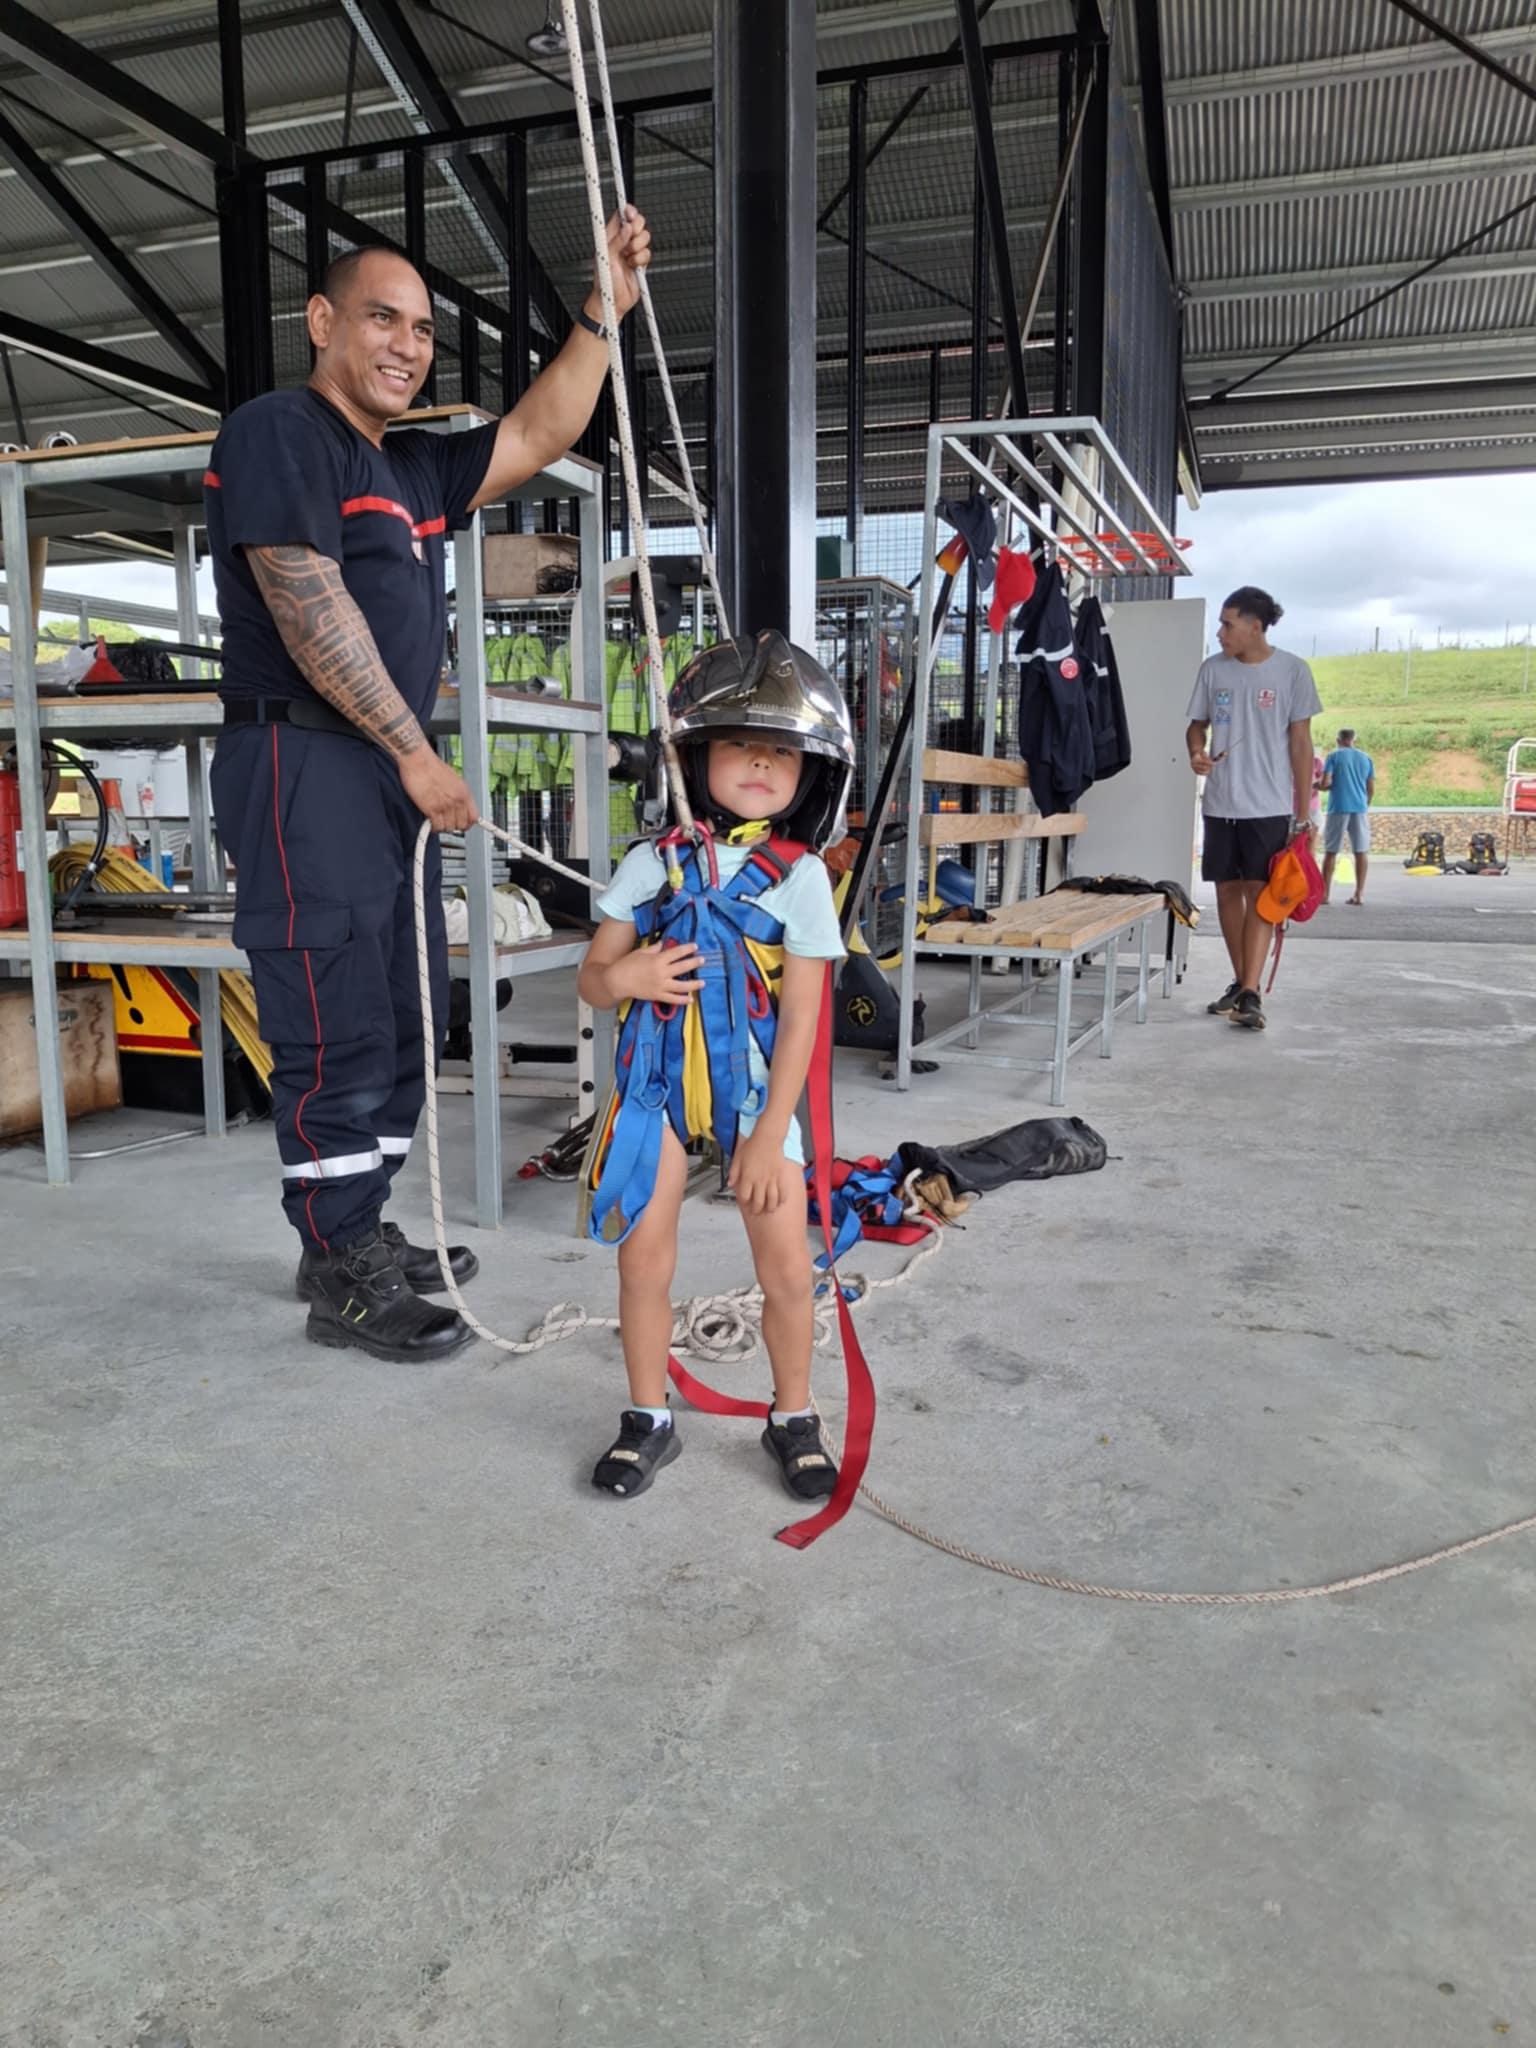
top-left (1202, 814), bottom-right (1290, 885)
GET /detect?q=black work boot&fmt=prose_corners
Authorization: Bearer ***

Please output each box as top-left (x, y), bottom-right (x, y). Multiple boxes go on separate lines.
top-left (380, 1219), bottom-right (479, 1295)
top-left (295, 1220), bottom-right (479, 1301)
top-left (302, 1231), bottom-right (476, 1363)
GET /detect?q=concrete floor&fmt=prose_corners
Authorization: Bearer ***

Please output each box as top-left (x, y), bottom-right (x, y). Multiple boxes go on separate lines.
top-left (3, 864), bottom-right (1534, 2048)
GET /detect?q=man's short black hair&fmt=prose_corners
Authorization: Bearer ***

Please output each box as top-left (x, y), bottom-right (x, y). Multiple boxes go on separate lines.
top-left (318, 247), bottom-right (372, 305)
top-left (1222, 586), bottom-right (1283, 630)
top-left (1338, 728), bottom-right (1356, 744)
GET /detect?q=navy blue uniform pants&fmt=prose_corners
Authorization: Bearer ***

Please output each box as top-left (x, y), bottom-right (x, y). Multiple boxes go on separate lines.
top-left (211, 722), bottom-right (448, 1251)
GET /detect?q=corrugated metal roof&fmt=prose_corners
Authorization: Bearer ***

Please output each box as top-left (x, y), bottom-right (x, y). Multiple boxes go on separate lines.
top-left (0, 0), bottom-right (1528, 501)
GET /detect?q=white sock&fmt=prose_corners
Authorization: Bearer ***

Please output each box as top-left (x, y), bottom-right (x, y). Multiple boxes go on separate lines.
top-left (637, 1405), bottom-right (671, 1430)
top-left (771, 1405), bottom-right (814, 1428)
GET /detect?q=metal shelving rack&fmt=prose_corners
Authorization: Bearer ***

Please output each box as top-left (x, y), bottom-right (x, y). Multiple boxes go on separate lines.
top-left (896, 415), bottom-right (1191, 1092)
top-left (0, 406), bottom-right (611, 1229)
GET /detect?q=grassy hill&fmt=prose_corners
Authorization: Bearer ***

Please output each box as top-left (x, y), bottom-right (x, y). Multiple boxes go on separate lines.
top-left (1311, 645), bottom-right (1534, 807)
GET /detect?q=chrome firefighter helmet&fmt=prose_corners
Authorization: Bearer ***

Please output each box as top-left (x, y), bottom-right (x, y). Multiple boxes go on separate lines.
top-left (665, 629), bottom-right (854, 850)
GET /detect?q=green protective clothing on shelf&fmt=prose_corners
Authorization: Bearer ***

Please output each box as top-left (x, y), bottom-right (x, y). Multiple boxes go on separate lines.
top-left (498, 631), bottom-right (551, 794)
top-left (547, 639), bottom-right (575, 787)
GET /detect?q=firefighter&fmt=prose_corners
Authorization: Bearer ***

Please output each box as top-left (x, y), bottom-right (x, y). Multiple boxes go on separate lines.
top-left (206, 212), bottom-right (651, 1362)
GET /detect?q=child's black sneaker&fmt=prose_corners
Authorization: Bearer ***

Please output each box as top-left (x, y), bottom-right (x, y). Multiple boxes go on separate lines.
top-left (1206, 980), bottom-right (1240, 1016)
top-left (592, 1411), bottom-right (682, 1497)
top-left (761, 1413), bottom-right (839, 1501)
top-left (1230, 989), bottom-right (1266, 1030)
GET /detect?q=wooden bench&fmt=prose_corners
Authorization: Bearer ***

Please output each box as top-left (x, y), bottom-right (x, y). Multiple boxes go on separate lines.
top-left (913, 886), bottom-right (1165, 1104)
top-left (897, 749), bottom-right (1162, 1103)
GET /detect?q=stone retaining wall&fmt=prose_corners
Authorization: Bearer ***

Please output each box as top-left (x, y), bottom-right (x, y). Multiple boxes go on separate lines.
top-left (1361, 808), bottom-right (1507, 855)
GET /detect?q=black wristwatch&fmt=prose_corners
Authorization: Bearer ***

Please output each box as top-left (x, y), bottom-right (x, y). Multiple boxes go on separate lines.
top-left (574, 308), bottom-right (610, 342)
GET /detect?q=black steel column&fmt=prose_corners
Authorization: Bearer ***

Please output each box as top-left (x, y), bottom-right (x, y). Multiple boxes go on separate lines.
top-left (403, 148), bottom-right (436, 406)
top-left (954, 0), bottom-right (1029, 415)
top-left (504, 131), bottom-right (531, 531)
top-left (619, 114), bottom-right (640, 558)
top-left (714, 0), bottom-right (818, 643)
top-left (844, 78), bottom-right (867, 573)
top-left (1053, 50), bottom-right (1073, 414)
top-left (304, 159), bottom-right (329, 294)
top-left (1072, 15), bottom-right (1110, 416)
top-left (214, 0), bottom-right (265, 408)
top-left (217, 167), bottom-right (272, 406)
top-left (460, 311), bottom-right (480, 407)
top-left (962, 162), bottom-right (986, 821)
top-left (703, 364), bottom-right (716, 561)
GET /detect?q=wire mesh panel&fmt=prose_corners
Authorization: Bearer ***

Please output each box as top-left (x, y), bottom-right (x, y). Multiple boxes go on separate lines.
top-left (817, 50), bottom-right (1065, 526)
top-left (813, 576), bottom-right (912, 956)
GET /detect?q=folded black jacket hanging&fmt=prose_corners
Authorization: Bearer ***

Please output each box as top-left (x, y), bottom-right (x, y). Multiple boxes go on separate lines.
top-left (1013, 562), bottom-right (1096, 816)
top-left (1074, 596), bottom-right (1132, 780)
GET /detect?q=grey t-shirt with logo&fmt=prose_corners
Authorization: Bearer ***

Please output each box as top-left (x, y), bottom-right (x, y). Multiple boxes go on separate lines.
top-left (1186, 649), bottom-right (1322, 819)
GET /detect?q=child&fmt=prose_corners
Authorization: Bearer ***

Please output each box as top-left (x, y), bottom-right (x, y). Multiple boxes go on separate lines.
top-left (576, 630), bottom-right (854, 1503)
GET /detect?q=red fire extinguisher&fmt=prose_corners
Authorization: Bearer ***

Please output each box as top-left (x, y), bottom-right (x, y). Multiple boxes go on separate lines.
top-left (0, 761), bottom-right (26, 929)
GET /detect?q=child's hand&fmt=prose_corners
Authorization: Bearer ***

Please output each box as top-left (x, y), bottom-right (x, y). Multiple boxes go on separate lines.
top-left (728, 1128), bottom-right (799, 1215)
top-left (612, 942), bottom-right (705, 1007)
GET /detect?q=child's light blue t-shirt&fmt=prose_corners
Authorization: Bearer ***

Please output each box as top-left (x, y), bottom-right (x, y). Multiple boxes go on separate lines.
top-left (595, 840), bottom-right (846, 1165)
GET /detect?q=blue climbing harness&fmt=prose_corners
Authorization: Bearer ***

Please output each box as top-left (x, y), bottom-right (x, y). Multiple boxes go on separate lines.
top-left (587, 828), bottom-right (806, 1245)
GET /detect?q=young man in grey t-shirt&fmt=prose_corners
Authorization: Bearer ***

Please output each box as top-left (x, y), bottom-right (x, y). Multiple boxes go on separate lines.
top-left (1185, 586), bottom-right (1322, 1030)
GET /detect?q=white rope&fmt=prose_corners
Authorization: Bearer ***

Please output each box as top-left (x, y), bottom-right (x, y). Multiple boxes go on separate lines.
top-left (415, 813), bottom-right (938, 1363)
top-left (558, 0), bottom-right (694, 848)
top-left (582, 0), bottom-right (730, 639)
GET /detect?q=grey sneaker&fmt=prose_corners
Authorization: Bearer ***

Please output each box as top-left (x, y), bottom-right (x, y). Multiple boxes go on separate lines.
top-left (1207, 980), bottom-right (1241, 1016)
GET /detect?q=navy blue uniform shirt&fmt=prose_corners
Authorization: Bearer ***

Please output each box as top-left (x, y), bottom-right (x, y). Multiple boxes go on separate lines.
top-left (204, 388), bottom-right (499, 724)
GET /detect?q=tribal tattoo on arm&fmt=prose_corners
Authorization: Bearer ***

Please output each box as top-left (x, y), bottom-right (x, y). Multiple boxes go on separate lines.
top-left (247, 544), bottom-right (425, 758)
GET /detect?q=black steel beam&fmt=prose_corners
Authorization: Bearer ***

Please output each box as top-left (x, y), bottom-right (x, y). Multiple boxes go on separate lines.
top-left (715, 0), bottom-right (819, 641)
top-left (0, 107), bottom-right (223, 394)
top-left (0, 308), bottom-right (219, 414)
top-left (1380, 0), bottom-right (1536, 110)
top-left (268, 182), bottom-right (518, 342)
top-left (953, 0), bottom-right (1031, 417)
top-left (844, 78), bottom-right (867, 570)
top-left (339, 0), bottom-right (567, 337)
top-left (254, 35), bottom-right (1074, 177)
top-left (0, 2), bottom-right (245, 167)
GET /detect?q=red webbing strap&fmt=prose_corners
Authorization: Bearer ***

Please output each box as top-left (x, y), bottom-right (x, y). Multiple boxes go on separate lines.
top-left (1265, 922), bottom-right (1285, 995)
top-left (774, 962), bottom-right (876, 1550)
top-left (665, 1355), bottom-right (770, 1419)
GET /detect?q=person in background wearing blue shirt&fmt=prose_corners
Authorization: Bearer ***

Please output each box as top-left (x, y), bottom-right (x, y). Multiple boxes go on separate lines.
top-left (1320, 728), bottom-right (1376, 906)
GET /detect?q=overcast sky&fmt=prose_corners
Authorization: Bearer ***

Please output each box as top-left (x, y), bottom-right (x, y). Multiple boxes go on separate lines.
top-left (1181, 469), bottom-right (1536, 659)
top-left (15, 469), bottom-right (1536, 662)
